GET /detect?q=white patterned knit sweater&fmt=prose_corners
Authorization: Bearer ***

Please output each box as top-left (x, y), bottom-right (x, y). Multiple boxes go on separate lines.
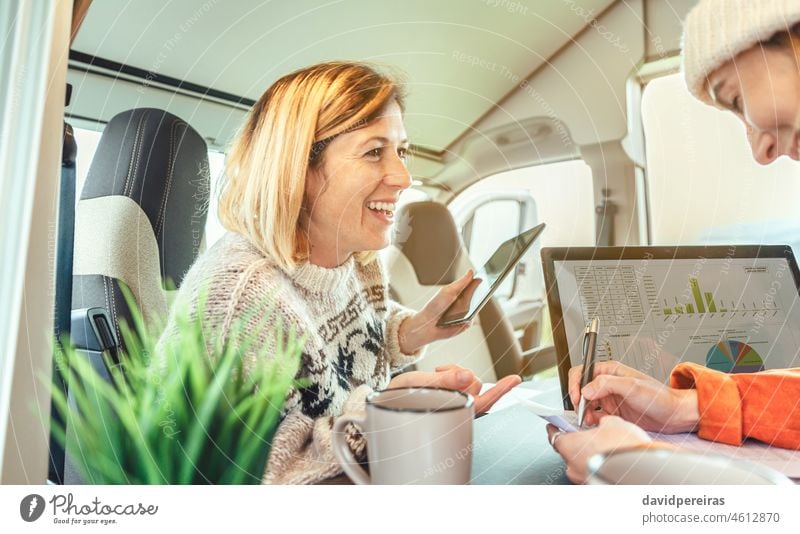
top-left (157, 232), bottom-right (423, 484)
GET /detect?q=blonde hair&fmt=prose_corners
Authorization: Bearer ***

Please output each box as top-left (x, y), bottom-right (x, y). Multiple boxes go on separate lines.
top-left (218, 61), bottom-right (404, 271)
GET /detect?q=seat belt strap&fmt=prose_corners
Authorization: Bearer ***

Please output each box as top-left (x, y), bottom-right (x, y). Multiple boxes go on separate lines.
top-left (48, 120), bottom-right (77, 484)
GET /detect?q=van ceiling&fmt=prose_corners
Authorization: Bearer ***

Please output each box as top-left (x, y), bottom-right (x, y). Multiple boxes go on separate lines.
top-left (70, 0), bottom-right (617, 155)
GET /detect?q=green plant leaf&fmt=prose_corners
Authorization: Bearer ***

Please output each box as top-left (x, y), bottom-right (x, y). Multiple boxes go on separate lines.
top-left (49, 284), bottom-right (303, 485)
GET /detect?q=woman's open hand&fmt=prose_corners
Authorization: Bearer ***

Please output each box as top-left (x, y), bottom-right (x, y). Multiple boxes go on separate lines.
top-left (569, 360), bottom-right (699, 433)
top-left (388, 364), bottom-right (521, 415)
top-left (398, 270), bottom-right (476, 354)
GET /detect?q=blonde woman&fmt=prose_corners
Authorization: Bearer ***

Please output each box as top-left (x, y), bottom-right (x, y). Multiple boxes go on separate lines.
top-left (549, 0), bottom-right (800, 484)
top-left (160, 62), bottom-right (521, 484)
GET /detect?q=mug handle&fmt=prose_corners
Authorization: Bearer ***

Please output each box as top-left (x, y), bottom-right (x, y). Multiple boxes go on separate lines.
top-left (331, 413), bottom-right (370, 485)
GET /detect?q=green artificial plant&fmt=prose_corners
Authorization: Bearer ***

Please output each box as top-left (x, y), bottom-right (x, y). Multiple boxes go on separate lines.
top-left (49, 290), bottom-right (304, 484)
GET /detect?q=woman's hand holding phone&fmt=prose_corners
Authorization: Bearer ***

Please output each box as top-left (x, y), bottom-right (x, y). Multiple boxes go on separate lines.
top-left (397, 270), bottom-right (477, 354)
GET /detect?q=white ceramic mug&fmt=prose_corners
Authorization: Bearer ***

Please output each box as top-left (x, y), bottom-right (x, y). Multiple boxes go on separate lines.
top-left (332, 387), bottom-right (474, 484)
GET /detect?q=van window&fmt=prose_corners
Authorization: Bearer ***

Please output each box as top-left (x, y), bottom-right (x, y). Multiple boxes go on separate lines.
top-left (204, 151), bottom-right (227, 248)
top-left (73, 127), bottom-right (102, 195)
top-left (642, 73), bottom-right (800, 250)
top-left (449, 159), bottom-right (595, 300)
top-left (467, 199), bottom-right (522, 300)
top-left (396, 187), bottom-right (430, 212)
top-left (72, 126), bottom-right (227, 249)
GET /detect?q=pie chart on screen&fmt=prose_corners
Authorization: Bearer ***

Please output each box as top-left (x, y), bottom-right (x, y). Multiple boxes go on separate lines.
top-left (706, 340), bottom-right (765, 373)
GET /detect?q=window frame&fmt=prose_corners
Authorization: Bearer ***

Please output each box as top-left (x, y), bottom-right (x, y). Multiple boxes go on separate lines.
top-left (460, 196), bottom-right (527, 300)
top-left (447, 156), bottom-right (596, 294)
top-left (625, 55), bottom-right (682, 246)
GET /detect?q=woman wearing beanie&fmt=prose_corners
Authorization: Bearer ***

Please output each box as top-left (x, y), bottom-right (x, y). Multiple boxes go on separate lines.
top-left (548, 0), bottom-right (800, 484)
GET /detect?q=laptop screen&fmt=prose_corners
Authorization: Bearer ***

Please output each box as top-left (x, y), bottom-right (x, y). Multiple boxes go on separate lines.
top-left (543, 246), bottom-right (800, 397)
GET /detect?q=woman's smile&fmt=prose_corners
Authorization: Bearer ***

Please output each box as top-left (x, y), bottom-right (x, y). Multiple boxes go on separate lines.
top-left (365, 199), bottom-right (397, 224)
top-left (707, 39), bottom-right (800, 164)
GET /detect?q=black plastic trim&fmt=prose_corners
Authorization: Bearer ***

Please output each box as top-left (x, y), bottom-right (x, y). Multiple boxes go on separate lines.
top-left (69, 50), bottom-right (256, 107)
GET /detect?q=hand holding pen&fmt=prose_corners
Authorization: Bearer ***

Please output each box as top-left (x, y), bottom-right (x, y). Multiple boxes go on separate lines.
top-left (576, 317), bottom-right (599, 428)
top-left (567, 359), bottom-right (700, 433)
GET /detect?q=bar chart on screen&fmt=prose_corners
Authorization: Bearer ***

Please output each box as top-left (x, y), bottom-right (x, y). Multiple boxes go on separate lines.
top-left (655, 276), bottom-right (781, 320)
top-left (554, 256), bottom-right (800, 380)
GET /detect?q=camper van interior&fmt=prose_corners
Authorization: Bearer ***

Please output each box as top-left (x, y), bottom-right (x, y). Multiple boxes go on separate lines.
top-left (2, 0), bottom-right (800, 489)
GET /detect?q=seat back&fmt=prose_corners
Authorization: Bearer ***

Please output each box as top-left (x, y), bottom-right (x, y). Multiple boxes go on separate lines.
top-left (71, 108), bottom-right (210, 345)
top-left (63, 109), bottom-right (209, 484)
top-left (383, 201), bottom-right (525, 382)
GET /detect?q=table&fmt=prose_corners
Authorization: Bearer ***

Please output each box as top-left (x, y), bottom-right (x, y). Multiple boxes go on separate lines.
top-left (321, 376), bottom-right (572, 485)
top-left (470, 378), bottom-right (571, 485)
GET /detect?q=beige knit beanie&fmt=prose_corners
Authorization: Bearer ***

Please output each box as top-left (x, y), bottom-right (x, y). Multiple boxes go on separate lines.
top-left (682, 0), bottom-right (800, 106)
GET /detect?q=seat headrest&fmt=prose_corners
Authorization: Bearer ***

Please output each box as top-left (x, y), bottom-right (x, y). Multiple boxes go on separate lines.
top-left (80, 108), bottom-right (209, 287)
top-left (393, 201), bottom-right (466, 285)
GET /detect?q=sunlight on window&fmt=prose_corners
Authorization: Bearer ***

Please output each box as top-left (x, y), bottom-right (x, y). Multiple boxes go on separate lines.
top-left (642, 73), bottom-right (800, 251)
top-left (396, 187), bottom-right (430, 212)
top-left (204, 151), bottom-right (227, 248)
top-left (73, 127), bottom-right (103, 199)
top-left (447, 159), bottom-right (594, 308)
top-left (450, 159), bottom-right (595, 249)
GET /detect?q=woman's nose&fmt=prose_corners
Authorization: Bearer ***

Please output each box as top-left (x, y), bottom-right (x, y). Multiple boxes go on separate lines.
top-left (750, 130), bottom-right (778, 165)
top-left (385, 157), bottom-right (412, 189)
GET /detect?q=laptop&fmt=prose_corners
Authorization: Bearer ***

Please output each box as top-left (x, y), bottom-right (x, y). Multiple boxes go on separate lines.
top-left (541, 245), bottom-right (800, 409)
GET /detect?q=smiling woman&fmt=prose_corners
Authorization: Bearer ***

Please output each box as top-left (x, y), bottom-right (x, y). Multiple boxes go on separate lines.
top-left (157, 61), bottom-right (520, 485)
top-left (683, 4), bottom-right (800, 164)
top-left (217, 62), bottom-right (406, 271)
top-left (302, 99), bottom-right (411, 268)
top-left (548, 0), bottom-right (800, 485)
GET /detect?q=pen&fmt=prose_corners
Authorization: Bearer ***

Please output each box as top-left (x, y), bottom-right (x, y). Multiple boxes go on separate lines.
top-left (576, 317), bottom-right (599, 429)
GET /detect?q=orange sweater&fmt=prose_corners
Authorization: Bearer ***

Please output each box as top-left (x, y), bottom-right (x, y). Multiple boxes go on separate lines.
top-left (670, 362), bottom-right (800, 449)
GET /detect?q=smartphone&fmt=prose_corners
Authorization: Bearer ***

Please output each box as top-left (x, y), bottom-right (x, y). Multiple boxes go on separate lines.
top-left (437, 223), bottom-right (546, 327)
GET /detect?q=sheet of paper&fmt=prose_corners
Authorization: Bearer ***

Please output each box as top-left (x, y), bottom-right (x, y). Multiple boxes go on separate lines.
top-left (517, 397), bottom-right (579, 432)
top-left (480, 383), bottom-right (560, 415)
top-left (480, 383), bottom-right (542, 414)
top-left (648, 431), bottom-right (800, 479)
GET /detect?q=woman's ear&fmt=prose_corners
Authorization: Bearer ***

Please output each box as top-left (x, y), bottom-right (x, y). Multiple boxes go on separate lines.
top-left (304, 163), bottom-right (322, 199)
top-left (302, 163), bottom-right (329, 224)
top-left (306, 158), bottom-right (333, 199)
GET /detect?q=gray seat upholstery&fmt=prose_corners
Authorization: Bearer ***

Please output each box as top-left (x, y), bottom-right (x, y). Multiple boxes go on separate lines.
top-left (382, 201), bottom-right (555, 381)
top-left (65, 108), bottom-right (209, 483)
top-left (71, 108), bottom-right (210, 346)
